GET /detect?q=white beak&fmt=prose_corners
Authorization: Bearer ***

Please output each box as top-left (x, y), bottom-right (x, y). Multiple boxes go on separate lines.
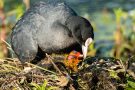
top-left (82, 38), bottom-right (93, 59)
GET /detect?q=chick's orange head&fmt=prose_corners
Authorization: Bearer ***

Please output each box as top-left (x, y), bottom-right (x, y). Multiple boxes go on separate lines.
top-left (64, 50), bottom-right (83, 72)
top-left (67, 50), bottom-right (82, 60)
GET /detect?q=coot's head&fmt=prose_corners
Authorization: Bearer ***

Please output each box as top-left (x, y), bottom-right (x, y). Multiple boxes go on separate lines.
top-left (66, 16), bottom-right (94, 58)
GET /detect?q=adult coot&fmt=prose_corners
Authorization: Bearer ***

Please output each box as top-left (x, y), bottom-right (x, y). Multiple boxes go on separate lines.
top-left (11, 1), bottom-right (94, 63)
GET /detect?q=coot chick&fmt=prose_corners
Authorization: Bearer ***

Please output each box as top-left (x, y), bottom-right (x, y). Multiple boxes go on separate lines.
top-left (11, 1), bottom-right (94, 63)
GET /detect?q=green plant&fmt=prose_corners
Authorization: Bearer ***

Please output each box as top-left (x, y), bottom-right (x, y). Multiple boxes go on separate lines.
top-left (30, 80), bottom-right (57, 90)
top-left (111, 8), bottom-right (135, 59)
top-left (126, 80), bottom-right (135, 90)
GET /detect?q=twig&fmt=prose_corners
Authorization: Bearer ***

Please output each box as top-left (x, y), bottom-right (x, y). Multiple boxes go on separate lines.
top-left (1, 64), bottom-right (21, 71)
top-left (45, 54), bottom-right (73, 81)
top-left (32, 74), bottom-right (47, 79)
top-left (2, 39), bottom-right (11, 48)
top-left (46, 53), bottom-right (63, 75)
top-left (25, 62), bottom-right (57, 75)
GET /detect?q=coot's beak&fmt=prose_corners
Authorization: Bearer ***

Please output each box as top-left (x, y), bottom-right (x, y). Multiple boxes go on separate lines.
top-left (82, 38), bottom-right (93, 59)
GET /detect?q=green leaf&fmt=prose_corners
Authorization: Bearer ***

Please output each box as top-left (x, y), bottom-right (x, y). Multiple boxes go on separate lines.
top-left (126, 87), bottom-right (135, 90)
top-left (15, 5), bottom-right (25, 20)
top-left (30, 82), bottom-right (41, 90)
top-left (108, 70), bottom-right (119, 79)
top-left (114, 8), bottom-right (123, 23)
top-left (127, 80), bottom-right (135, 89)
top-left (41, 80), bottom-right (47, 90)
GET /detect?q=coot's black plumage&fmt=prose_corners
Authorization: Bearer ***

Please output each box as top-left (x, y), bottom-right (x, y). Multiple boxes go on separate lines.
top-left (11, 1), bottom-right (94, 63)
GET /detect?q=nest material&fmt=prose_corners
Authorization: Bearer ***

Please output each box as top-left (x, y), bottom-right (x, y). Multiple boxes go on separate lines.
top-left (0, 56), bottom-right (135, 90)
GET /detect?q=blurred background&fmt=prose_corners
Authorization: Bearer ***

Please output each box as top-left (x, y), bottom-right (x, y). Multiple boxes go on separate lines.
top-left (0, 0), bottom-right (135, 60)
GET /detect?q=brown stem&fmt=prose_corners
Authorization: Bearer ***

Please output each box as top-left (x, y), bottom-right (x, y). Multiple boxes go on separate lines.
top-left (0, 7), bottom-right (7, 58)
top-left (46, 53), bottom-right (63, 75)
top-left (23, 0), bottom-right (30, 10)
top-left (114, 23), bottom-right (123, 58)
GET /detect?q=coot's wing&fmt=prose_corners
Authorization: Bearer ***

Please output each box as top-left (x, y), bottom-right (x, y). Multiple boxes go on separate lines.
top-left (11, 3), bottom-right (47, 62)
top-left (11, 1), bottom-right (78, 62)
top-left (11, 29), bottom-right (38, 63)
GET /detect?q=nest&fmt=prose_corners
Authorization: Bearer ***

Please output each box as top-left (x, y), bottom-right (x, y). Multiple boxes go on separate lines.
top-left (0, 56), bottom-right (135, 90)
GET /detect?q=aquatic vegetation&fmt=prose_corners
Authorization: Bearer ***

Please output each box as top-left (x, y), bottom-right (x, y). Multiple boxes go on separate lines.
top-left (111, 8), bottom-right (135, 59)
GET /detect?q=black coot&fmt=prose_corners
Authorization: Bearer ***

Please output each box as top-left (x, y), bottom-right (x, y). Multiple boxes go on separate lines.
top-left (11, 1), bottom-right (94, 63)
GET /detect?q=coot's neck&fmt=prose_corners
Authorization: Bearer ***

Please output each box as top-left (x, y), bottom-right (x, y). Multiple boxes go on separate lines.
top-left (65, 16), bottom-right (84, 45)
top-left (65, 16), bottom-right (81, 32)
top-left (65, 16), bottom-right (94, 45)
